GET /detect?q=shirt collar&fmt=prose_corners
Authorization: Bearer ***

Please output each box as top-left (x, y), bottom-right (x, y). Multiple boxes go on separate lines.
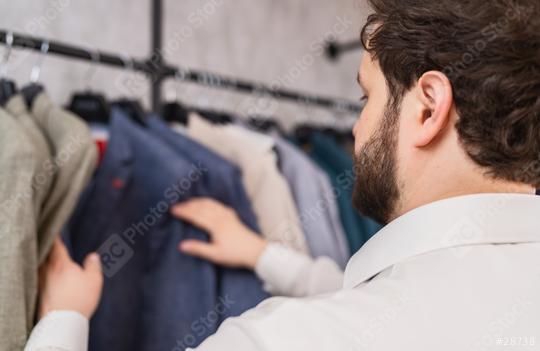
top-left (343, 193), bottom-right (540, 289)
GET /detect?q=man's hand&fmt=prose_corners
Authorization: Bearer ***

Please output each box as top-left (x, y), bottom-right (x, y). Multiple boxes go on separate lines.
top-left (171, 198), bottom-right (267, 270)
top-left (38, 238), bottom-right (104, 320)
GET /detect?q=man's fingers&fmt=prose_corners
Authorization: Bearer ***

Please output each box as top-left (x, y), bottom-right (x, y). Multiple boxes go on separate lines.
top-left (171, 198), bottom-right (218, 231)
top-left (48, 237), bottom-right (71, 266)
top-left (179, 240), bottom-right (219, 263)
top-left (83, 253), bottom-right (103, 286)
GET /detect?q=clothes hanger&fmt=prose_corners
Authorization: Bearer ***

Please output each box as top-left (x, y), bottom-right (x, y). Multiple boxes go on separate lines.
top-left (21, 40), bottom-right (49, 107)
top-left (184, 73), bottom-right (233, 125)
top-left (162, 101), bottom-right (189, 124)
top-left (293, 124), bottom-right (319, 145)
top-left (248, 115), bottom-right (285, 135)
top-left (162, 71), bottom-right (234, 125)
top-left (198, 108), bottom-right (234, 124)
top-left (110, 55), bottom-right (147, 126)
top-left (194, 97), bottom-right (234, 124)
top-left (0, 31), bottom-right (18, 105)
top-left (67, 49), bottom-right (110, 124)
top-left (162, 71), bottom-right (189, 125)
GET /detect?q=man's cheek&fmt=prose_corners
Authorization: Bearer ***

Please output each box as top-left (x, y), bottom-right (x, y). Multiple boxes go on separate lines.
top-left (354, 138), bottom-right (366, 155)
top-left (354, 122), bottom-right (377, 153)
top-left (354, 117), bottom-right (370, 152)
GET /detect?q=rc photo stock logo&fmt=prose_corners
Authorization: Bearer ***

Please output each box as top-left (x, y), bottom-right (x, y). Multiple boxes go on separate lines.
top-left (96, 233), bottom-right (134, 278)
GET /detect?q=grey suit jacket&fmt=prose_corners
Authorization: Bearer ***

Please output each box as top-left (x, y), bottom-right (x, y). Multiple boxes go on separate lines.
top-left (0, 106), bottom-right (40, 350)
top-left (0, 93), bottom-right (97, 350)
top-left (31, 92), bottom-right (97, 264)
top-left (6, 94), bottom-right (56, 241)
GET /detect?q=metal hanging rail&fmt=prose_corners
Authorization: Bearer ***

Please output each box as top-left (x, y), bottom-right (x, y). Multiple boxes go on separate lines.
top-left (0, 30), bottom-right (151, 74)
top-left (0, 0), bottom-right (363, 115)
top-left (161, 65), bottom-right (362, 113)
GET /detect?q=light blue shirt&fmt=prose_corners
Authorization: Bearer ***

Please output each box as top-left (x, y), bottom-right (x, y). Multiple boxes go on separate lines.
top-left (272, 133), bottom-right (349, 268)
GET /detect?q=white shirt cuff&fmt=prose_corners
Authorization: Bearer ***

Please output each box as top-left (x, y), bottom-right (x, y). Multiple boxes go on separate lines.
top-left (25, 310), bottom-right (89, 351)
top-left (254, 242), bottom-right (313, 296)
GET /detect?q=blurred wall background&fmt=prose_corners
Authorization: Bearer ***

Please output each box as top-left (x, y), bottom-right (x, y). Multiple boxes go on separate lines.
top-left (0, 0), bottom-right (368, 129)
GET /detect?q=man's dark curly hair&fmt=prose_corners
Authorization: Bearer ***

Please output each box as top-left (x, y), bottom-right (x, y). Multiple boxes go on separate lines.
top-left (361, 0), bottom-right (540, 187)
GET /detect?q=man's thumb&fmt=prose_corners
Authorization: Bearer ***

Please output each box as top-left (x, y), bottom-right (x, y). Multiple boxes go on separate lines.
top-left (83, 253), bottom-right (103, 280)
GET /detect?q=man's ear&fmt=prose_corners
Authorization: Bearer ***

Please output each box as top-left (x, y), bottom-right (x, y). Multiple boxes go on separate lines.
top-left (413, 71), bottom-right (453, 147)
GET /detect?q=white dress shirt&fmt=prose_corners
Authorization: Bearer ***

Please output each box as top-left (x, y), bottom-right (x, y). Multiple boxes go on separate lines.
top-left (26, 194), bottom-right (540, 350)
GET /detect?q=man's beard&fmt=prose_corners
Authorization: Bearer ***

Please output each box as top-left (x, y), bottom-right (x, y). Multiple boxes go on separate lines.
top-left (352, 101), bottom-right (401, 225)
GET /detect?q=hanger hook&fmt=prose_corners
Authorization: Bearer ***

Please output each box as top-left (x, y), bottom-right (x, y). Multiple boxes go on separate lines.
top-left (119, 53), bottom-right (136, 96)
top-left (1, 31), bottom-right (14, 77)
top-left (84, 48), bottom-right (100, 91)
top-left (30, 40), bottom-right (49, 83)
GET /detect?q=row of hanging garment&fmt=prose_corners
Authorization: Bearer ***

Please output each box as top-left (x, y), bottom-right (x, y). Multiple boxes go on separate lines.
top-left (62, 93), bottom-right (382, 351)
top-left (0, 74), bottom-right (381, 350)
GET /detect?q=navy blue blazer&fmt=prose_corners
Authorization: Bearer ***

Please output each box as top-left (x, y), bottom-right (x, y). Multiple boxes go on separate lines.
top-left (65, 110), bottom-right (267, 351)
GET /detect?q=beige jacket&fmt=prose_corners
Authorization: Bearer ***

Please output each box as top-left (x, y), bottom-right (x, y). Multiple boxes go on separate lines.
top-left (31, 92), bottom-right (97, 264)
top-left (0, 106), bottom-right (40, 350)
top-left (186, 114), bottom-right (307, 253)
top-left (0, 93), bottom-right (97, 350)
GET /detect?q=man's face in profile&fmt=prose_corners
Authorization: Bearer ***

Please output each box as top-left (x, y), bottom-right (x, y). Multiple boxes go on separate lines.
top-left (352, 54), bottom-right (401, 225)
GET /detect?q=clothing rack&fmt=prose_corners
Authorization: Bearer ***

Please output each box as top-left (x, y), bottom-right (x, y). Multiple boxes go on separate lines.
top-left (0, 1), bottom-right (363, 115)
